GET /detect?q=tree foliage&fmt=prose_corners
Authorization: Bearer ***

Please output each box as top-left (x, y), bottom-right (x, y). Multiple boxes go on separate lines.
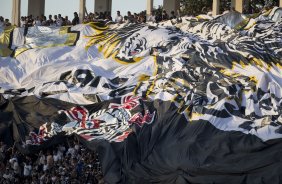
top-left (179, 0), bottom-right (279, 15)
top-left (180, 0), bottom-right (212, 16)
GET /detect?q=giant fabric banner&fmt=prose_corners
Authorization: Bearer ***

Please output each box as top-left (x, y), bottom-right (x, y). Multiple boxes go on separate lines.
top-left (0, 7), bottom-right (282, 184)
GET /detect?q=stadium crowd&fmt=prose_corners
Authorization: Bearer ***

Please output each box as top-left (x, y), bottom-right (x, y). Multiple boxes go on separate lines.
top-left (0, 2), bottom-right (278, 183)
top-left (0, 138), bottom-right (104, 184)
top-left (0, 1), bottom-right (277, 28)
top-left (0, 8), bottom-right (181, 28)
top-left (0, 0), bottom-right (279, 28)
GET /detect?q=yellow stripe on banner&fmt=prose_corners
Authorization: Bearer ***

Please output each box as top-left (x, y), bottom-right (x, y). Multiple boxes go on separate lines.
top-left (111, 50), bottom-right (143, 65)
top-left (14, 47), bottom-right (29, 57)
top-left (190, 112), bottom-right (203, 120)
top-left (251, 58), bottom-right (264, 68)
top-left (153, 56), bottom-right (158, 76)
top-left (0, 26), bottom-right (15, 57)
top-left (244, 20), bottom-right (257, 30)
top-left (277, 63), bottom-right (282, 70)
top-left (138, 74), bottom-right (150, 82)
top-left (87, 22), bottom-right (109, 30)
top-left (14, 26), bottom-right (79, 57)
top-left (59, 27), bottom-right (79, 46)
top-left (132, 57), bottom-right (157, 95)
top-left (239, 60), bottom-right (247, 68)
top-left (249, 76), bottom-right (258, 84)
top-left (262, 9), bottom-right (273, 16)
top-left (145, 58), bottom-right (158, 98)
top-left (104, 40), bottom-right (119, 58)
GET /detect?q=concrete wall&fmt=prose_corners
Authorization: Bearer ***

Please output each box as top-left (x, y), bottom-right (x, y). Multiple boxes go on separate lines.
top-left (280, 0), bottom-right (282, 7)
top-left (28, 0), bottom-right (45, 17)
top-left (212, 0), bottom-right (220, 16)
top-left (12, 0), bottom-right (21, 26)
top-left (234, 0), bottom-right (250, 13)
top-left (163, 0), bottom-right (180, 14)
top-left (147, 0), bottom-right (154, 16)
top-left (234, 0), bottom-right (243, 13)
top-left (231, 0), bottom-right (235, 9)
top-left (94, 0), bottom-right (112, 13)
top-left (79, 0), bottom-right (85, 23)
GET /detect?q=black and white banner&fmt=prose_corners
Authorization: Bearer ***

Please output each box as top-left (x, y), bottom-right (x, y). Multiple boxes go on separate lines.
top-left (0, 7), bottom-right (282, 184)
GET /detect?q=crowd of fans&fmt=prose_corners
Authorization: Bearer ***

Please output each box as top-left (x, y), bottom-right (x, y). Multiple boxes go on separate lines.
top-left (0, 2), bottom-right (280, 184)
top-left (0, 12), bottom-right (78, 28)
top-left (0, 8), bottom-right (181, 29)
top-left (83, 9), bottom-right (180, 24)
top-left (0, 138), bottom-right (104, 184)
top-left (0, 1), bottom-right (280, 28)
top-left (19, 12), bottom-right (78, 27)
top-left (0, 16), bottom-right (12, 27)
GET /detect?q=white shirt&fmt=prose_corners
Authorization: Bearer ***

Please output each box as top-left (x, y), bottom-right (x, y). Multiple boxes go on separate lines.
top-left (74, 144), bottom-right (80, 151)
top-left (67, 147), bottom-right (75, 157)
top-left (3, 172), bottom-right (12, 179)
top-left (20, 20), bottom-right (26, 27)
top-left (43, 164), bottom-right (48, 171)
top-left (207, 11), bottom-right (213, 17)
top-left (53, 153), bottom-right (61, 162)
top-left (24, 164), bottom-right (32, 176)
top-left (25, 139), bottom-right (32, 145)
top-left (34, 20), bottom-right (41, 26)
top-left (147, 15), bottom-right (156, 23)
top-left (39, 155), bottom-right (45, 165)
top-left (115, 15), bottom-right (123, 23)
top-left (56, 18), bottom-right (63, 26)
top-left (13, 161), bottom-right (20, 174)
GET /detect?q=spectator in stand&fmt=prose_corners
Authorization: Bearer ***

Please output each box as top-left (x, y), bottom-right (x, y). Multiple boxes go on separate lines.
top-left (33, 16), bottom-right (41, 26)
top-left (94, 12), bottom-right (100, 19)
top-left (20, 16), bottom-right (26, 27)
top-left (127, 11), bottom-right (135, 23)
top-left (4, 19), bottom-right (11, 27)
top-left (98, 12), bottom-right (104, 20)
top-left (2, 168), bottom-right (12, 181)
top-left (115, 11), bottom-right (123, 24)
top-left (23, 161), bottom-right (32, 180)
top-left (207, 7), bottom-right (213, 16)
top-left (162, 10), bottom-right (169, 21)
top-left (64, 16), bottom-right (72, 25)
top-left (155, 10), bottom-right (162, 23)
top-left (46, 151), bottom-right (54, 168)
top-left (42, 160), bottom-right (48, 172)
top-left (27, 15), bottom-right (34, 27)
top-left (84, 11), bottom-right (94, 23)
top-left (53, 149), bottom-right (62, 163)
top-left (138, 11), bottom-right (146, 23)
top-left (46, 14), bottom-right (53, 26)
top-left (56, 14), bottom-right (63, 26)
top-left (53, 14), bottom-right (58, 25)
top-left (147, 11), bottom-right (156, 23)
top-left (106, 11), bottom-right (112, 21)
top-left (0, 16), bottom-right (4, 27)
top-left (10, 157), bottom-right (20, 176)
top-left (72, 12), bottom-right (79, 25)
top-left (176, 9), bottom-right (182, 23)
top-left (223, 7), bottom-right (230, 14)
top-left (41, 16), bottom-right (47, 26)
top-left (134, 13), bottom-right (138, 21)
top-left (170, 11), bottom-right (177, 19)
top-left (124, 15), bottom-right (128, 23)
top-left (90, 13), bottom-right (95, 21)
